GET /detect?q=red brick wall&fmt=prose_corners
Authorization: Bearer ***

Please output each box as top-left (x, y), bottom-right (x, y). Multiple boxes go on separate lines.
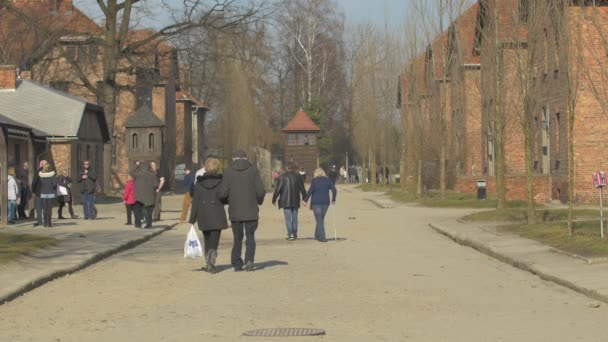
top-left (0, 65), bottom-right (16, 90)
top-left (456, 174), bottom-right (552, 203)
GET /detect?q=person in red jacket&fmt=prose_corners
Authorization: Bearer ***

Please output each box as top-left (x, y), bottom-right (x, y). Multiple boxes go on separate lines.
top-left (122, 174), bottom-right (136, 225)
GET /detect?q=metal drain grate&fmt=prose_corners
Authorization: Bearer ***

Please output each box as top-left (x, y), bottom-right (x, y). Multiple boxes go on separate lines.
top-left (243, 328), bottom-right (326, 337)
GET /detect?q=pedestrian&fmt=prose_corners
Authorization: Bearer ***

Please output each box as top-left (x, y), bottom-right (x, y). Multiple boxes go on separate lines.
top-left (39, 163), bottom-right (58, 227)
top-left (133, 161), bottom-right (158, 228)
top-left (149, 161), bottom-right (165, 221)
top-left (194, 163), bottom-right (206, 184)
top-left (385, 166), bottom-right (390, 184)
top-left (339, 166), bottom-right (346, 184)
top-left (298, 167), bottom-right (307, 183)
top-left (16, 161), bottom-right (29, 219)
top-left (122, 173), bottom-right (136, 225)
top-left (30, 160), bottom-right (47, 227)
top-left (189, 158), bottom-right (229, 274)
top-left (272, 169), bottom-right (280, 188)
top-left (272, 163), bottom-right (307, 241)
top-left (328, 165), bottom-right (338, 184)
top-left (356, 165), bottom-right (362, 184)
top-left (304, 168), bottom-right (337, 242)
top-left (78, 160), bottom-right (97, 220)
top-left (218, 149), bottom-right (265, 272)
top-left (57, 169), bottom-right (77, 219)
top-left (179, 168), bottom-right (195, 222)
top-left (7, 166), bottom-right (19, 224)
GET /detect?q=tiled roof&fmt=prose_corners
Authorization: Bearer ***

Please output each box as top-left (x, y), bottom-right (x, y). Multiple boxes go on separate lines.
top-left (282, 110), bottom-right (320, 132)
top-left (125, 106), bottom-right (165, 128)
top-left (176, 90), bottom-right (208, 109)
top-left (0, 80), bottom-right (100, 138)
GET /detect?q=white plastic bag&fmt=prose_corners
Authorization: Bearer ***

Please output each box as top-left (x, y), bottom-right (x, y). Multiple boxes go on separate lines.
top-left (184, 225), bottom-right (203, 259)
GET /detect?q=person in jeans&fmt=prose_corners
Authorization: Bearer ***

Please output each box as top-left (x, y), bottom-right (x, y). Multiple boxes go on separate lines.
top-left (7, 167), bottom-right (19, 224)
top-left (272, 163), bottom-right (306, 240)
top-left (122, 174), bottom-right (136, 225)
top-left (78, 160), bottom-right (97, 220)
top-left (219, 149), bottom-right (265, 272)
top-left (57, 169), bottom-right (77, 219)
top-left (30, 160), bottom-right (47, 227)
top-left (39, 163), bottom-right (58, 227)
top-left (189, 158), bottom-right (229, 274)
top-left (304, 168), bottom-right (337, 242)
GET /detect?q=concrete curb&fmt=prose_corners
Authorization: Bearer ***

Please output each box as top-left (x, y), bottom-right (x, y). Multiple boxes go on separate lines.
top-left (0, 222), bottom-right (178, 305)
top-left (364, 198), bottom-right (391, 209)
top-left (429, 222), bottom-right (608, 305)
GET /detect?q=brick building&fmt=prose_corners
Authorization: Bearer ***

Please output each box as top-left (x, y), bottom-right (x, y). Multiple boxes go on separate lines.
top-left (0, 0), bottom-right (209, 191)
top-left (399, 0), bottom-right (608, 204)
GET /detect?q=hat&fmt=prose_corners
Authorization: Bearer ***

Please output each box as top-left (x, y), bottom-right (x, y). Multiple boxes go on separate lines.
top-left (233, 149), bottom-right (247, 158)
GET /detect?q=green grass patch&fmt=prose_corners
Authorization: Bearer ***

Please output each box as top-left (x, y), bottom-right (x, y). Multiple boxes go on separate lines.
top-left (462, 209), bottom-right (600, 223)
top-left (499, 220), bottom-right (608, 258)
top-left (0, 233), bottom-right (58, 264)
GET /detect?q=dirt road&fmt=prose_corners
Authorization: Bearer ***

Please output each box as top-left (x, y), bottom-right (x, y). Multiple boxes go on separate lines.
top-left (1, 186), bottom-right (607, 341)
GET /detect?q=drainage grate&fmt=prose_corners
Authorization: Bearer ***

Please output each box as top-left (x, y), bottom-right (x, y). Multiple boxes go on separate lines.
top-left (243, 328), bottom-right (326, 337)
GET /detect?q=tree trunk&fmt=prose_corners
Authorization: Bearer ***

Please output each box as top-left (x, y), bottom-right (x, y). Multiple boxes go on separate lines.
top-left (524, 106), bottom-right (536, 224)
top-left (568, 95), bottom-right (575, 236)
top-left (493, 1), bottom-right (506, 210)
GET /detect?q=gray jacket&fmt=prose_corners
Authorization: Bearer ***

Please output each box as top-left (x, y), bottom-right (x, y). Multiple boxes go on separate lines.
top-left (218, 159), bottom-right (265, 222)
top-left (134, 168), bottom-right (159, 207)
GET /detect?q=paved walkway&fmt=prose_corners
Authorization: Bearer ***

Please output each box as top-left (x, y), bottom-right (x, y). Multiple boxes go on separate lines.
top-left (0, 194), bottom-right (183, 304)
top-left (429, 212), bottom-right (608, 305)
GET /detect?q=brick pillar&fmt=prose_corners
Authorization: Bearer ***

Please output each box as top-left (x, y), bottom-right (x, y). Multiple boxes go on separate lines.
top-left (0, 65), bottom-right (16, 90)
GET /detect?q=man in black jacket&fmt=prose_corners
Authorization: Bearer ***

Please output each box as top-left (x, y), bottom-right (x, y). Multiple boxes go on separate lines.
top-left (272, 163), bottom-right (306, 241)
top-left (78, 160), bottom-right (97, 220)
top-left (218, 149), bottom-right (265, 272)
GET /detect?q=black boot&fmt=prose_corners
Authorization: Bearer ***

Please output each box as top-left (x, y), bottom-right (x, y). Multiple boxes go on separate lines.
top-left (205, 249), bottom-right (217, 274)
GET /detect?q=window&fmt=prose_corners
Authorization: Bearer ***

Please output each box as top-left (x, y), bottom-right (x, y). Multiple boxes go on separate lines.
top-left (148, 133), bottom-right (155, 150)
top-left (132, 133), bottom-right (139, 150)
top-left (78, 45), bottom-right (87, 64)
top-left (88, 46), bottom-right (98, 63)
top-left (305, 134), bottom-right (316, 145)
top-left (66, 46), bottom-right (76, 60)
top-left (288, 134), bottom-right (297, 145)
top-left (519, 0), bottom-right (529, 23)
top-left (555, 113), bottom-right (561, 155)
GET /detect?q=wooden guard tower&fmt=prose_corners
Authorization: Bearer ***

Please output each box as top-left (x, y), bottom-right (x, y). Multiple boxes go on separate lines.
top-left (282, 110), bottom-right (320, 180)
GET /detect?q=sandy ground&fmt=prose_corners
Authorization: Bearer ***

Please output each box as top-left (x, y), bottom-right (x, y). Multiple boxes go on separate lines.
top-left (1, 186), bottom-right (608, 341)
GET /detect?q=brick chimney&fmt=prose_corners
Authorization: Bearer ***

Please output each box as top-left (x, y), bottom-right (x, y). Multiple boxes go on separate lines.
top-left (0, 65), bottom-right (17, 91)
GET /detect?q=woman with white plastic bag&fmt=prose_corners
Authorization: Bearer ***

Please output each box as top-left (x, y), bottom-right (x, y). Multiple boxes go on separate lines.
top-left (188, 158), bottom-right (229, 273)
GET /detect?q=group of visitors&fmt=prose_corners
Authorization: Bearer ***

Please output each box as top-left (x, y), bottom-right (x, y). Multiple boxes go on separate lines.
top-left (6, 160), bottom-right (96, 227)
top-left (273, 164), bottom-right (337, 242)
top-left (188, 149), bottom-right (265, 273)
top-left (122, 161), bottom-right (164, 228)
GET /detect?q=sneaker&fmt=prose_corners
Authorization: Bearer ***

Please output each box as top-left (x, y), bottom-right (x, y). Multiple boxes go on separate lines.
top-left (286, 235), bottom-right (295, 241)
top-left (234, 266), bottom-right (244, 272)
top-left (207, 264), bottom-right (217, 274)
top-left (245, 261), bottom-right (254, 272)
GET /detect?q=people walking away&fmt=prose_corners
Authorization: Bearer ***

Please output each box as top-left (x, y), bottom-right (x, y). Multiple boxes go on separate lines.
top-left (31, 160), bottom-right (47, 227)
top-left (179, 168), bottom-right (195, 222)
top-left (304, 168), bottom-right (337, 242)
top-left (272, 163), bottom-right (307, 241)
top-left (150, 161), bottom-right (165, 221)
top-left (189, 158), bottom-right (229, 274)
top-left (39, 163), bottom-right (57, 227)
top-left (133, 161), bottom-right (159, 228)
top-left (16, 161), bottom-right (29, 219)
top-left (298, 167), bottom-right (306, 183)
top-left (57, 169), bottom-right (77, 219)
top-left (328, 165), bottom-right (338, 184)
top-left (78, 160), bottom-right (97, 220)
top-left (219, 149), bottom-right (265, 272)
top-left (7, 167), bottom-right (19, 224)
top-left (122, 174), bottom-right (136, 225)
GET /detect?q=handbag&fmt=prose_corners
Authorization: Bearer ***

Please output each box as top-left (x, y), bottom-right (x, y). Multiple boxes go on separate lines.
top-left (57, 185), bottom-right (68, 196)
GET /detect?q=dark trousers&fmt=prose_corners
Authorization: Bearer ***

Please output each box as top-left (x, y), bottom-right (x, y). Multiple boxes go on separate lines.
top-left (58, 199), bottom-right (75, 218)
top-left (18, 186), bottom-right (29, 219)
top-left (203, 229), bottom-right (222, 253)
top-left (125, 204), bottom-right (134, 224)
top-left (35, 196), bottom-right (43, 224)
top-left (134, 201), bottom-right (153, 227)
top-left (42, 198), bottom-right (54, 226)
top-left (231, 220), bottom-right (258, 268)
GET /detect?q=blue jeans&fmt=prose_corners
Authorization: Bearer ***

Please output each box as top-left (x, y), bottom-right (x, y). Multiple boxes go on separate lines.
top-left (8, 200), bottom-right (16, 222)
top-left (283, 208), bottom-right (299, 237)
top-left (81, 192), bottom-right (96, 219)
top-left (312, 205), bottom-right (329, 241)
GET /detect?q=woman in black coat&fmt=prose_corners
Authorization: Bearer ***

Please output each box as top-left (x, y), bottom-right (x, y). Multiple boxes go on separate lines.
top-left (39, 163), bottom-right (58, 227)
top-left (189, 158), bottom-right (228, 274)
top-left (57, 169), bottom-right (77, 219)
